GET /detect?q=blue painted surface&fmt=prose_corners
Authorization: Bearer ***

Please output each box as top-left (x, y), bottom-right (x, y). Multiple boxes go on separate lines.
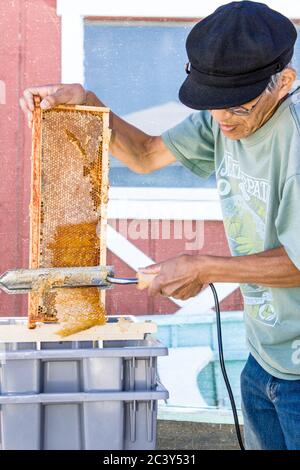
top-left (84, 22), bottom-right (213, 188)
top-left (84, 22), bottom-right (300, 116)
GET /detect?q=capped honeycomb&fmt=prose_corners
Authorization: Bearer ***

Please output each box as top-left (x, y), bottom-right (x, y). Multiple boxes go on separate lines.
top-left (29, 100), bottom-right (110, 331)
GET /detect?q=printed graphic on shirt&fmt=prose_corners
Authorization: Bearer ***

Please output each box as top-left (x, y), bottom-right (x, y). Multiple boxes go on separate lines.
top-left (291, 339), bottom-right (300, 365)
top-left (216, 151), bottom-right (277, 326)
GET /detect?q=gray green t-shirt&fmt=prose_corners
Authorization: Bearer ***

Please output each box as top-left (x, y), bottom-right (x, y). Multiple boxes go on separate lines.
top-left (162, 87), bottom-right (300, 380)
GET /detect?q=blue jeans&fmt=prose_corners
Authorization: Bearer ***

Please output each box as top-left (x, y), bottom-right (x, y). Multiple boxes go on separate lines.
top-left (241, 354), bottom-right (300, 450)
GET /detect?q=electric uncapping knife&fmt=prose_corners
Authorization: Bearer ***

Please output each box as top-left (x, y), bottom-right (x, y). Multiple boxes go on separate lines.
top-left (0, 266), bottom-right (154, 294)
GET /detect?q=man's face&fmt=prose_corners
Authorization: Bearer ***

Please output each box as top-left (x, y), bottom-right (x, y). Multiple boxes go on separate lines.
top-left (209, 87), bottom-right (282, 140)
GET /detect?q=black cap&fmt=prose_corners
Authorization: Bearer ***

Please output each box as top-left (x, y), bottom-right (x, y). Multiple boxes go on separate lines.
top-left (179, 1), bottom-right (297, 110)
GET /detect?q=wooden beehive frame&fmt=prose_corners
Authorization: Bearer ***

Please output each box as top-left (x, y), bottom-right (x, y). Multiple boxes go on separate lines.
top-left (28, 98), bottom-right (110, 329)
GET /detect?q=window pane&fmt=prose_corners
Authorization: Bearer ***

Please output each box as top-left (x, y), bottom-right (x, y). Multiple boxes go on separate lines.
top-left (84, 20), bottom-right (216, 188)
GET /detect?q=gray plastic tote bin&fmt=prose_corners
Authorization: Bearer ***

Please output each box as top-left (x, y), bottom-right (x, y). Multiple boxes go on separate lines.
top-left (0, 317), bottom-right (168, 450)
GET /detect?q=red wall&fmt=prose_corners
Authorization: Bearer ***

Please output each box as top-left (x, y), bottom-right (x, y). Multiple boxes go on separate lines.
top-left (0, 1), bottom-right (243, 317)
top-left (0, 0), bottom-right (61, 316)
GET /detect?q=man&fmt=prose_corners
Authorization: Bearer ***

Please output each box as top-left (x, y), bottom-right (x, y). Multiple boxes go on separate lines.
top-left (20, 1), bottom-right (300, 450)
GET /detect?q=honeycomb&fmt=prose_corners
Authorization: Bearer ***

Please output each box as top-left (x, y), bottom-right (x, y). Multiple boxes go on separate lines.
top-left (29, 102), bottom-right (110, 332)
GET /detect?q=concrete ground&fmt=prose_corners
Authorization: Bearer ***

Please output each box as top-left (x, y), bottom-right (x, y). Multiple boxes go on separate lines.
top-left (157, 420), bottom-right (242, 450)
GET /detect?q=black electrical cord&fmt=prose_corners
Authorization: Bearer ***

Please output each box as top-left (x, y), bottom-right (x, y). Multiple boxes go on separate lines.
top-left (209, 283), bottom-right (245, 451)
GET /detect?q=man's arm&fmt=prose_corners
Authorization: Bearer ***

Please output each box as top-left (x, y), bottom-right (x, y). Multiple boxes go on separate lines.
top-left (140, 246), bottom-right (300, 299)
top-left (85, 91), bottom-right (176, 173)
top-left (203, 246), bottom-right (300, 287)
top-left (20, 84), bottom-right (176, 174)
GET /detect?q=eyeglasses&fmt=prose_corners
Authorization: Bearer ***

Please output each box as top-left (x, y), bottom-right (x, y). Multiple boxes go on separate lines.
top-left (226, 92), bottom-right (265, 116)
top-left (185, 62), bottom-right (266, 116)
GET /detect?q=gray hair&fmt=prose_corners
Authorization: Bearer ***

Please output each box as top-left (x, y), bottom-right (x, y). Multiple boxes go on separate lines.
top-left (265, 61), bottom-right (295, 93)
